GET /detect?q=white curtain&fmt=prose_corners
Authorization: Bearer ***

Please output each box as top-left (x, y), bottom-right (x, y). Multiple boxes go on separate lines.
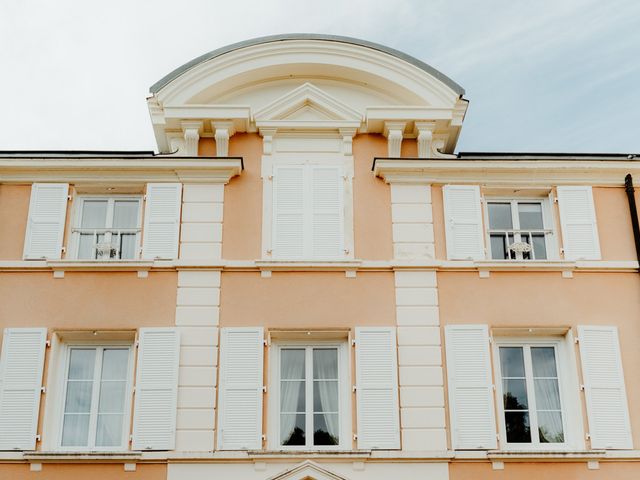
top-left (532, 347), bottom-right (564, 443)
top-left (280, 349), bottom-right (305, 444)
top-left (313, 349), bottom-right (339, 443)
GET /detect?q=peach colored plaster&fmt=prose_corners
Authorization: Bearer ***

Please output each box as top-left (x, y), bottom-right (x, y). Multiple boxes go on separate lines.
top-left (0, 464), bottom-right (166, 480)
top-left (450, 461), bottom-right (640, 480)
top-left (0, 185), bottom-right (30, 259)
top-left (438, 270), bottom-right (640, 448)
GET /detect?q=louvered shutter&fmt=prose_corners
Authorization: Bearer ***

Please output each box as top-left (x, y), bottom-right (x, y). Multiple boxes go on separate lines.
top-left (132, 328), bottom-right (180, 450)
top-left (217, 327), bottom-right (264, 450)
top-left (311, 166), bottom-right (344, 258)
top-left (443, 185), bottom-right (485, 260)
top-left (355, 327), bottom-right (400, 449)
top-left (23, 183), bottom-right (68, 259)
top-left (557, 186), bottom-right (601, 260)
top-left (0, 328), bottom-right (47, 450)
top-left (142, 183), bottom-right (182, 259)
top-left (444, 325), bottom-right (497, 449)
top-left (578, 326), bottom-right (632, 449)
top-left (273, 166), bottom-right (305, 258)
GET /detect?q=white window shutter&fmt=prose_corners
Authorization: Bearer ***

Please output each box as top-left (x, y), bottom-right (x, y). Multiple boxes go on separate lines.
top-left (355, 327), bottom-right (400, 449)
top-left (578, 326), bottom-right (632, 449)
top-left (142, 183), bottom-right (182, 260)
top-left (273, 166), bottom-right (305, 258)
top-left (23, 183), bottom-right (68, 260)
top-left (311, 166), bottom-right (344, 258)
top-left (217, 327), bottom-right (264, 450)
top-left (132, 328), bottom-right (180, 450)
top-left (0, 328), bottom-right (47, 450)
top-left (443, 185), bottom-right (485, 260)
top-left (557, 186), bottom-right (601, 260)
top-left (445, 325), bottom-right (497, 449)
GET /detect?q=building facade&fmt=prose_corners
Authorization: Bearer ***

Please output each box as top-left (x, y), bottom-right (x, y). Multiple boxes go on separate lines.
top-left (0, 34), bottom-right (639, 479)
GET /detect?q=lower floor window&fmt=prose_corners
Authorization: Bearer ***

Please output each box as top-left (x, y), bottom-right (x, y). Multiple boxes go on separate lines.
top-left (61, 346), bottom-right (131, 449)
top-left (498, 344), bottom-right (565, 445)
top-left (279, 345), bottom-right (342, 448)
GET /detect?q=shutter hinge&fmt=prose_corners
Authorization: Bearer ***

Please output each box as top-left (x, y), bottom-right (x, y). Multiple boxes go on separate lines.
top-left (351, 339), bottom-right (356, 346)
top-left (35, 435), bottom-right (41, 442)
top-left (268, 175), bottom-right (273, 180)
top-left (40, 386), bottom-right (46, 393)
top-left (262, 386), bottom-right (267, 393)
top-left (129, 435), bottom-right (133, 443)
top-left (261, 434), bottom-right (266, 441)
top-left (45, 340), bottom-right (51, 347)
top-left (352, 385), bottom-right (357, 392)
top-left (560, 247), bottom-right (565, 255)
top-left (61, 246), bottom-right (66, 254)
top-left (496, 433), bottom-right (500, 440)
top-left (143, 194), bottom-right (147, 201)
top-left (554, 196), bottom-right (559, 204)
top-left (353, 433), bottom-right (358, 441)
top-left (488, 336), bottom-right (493, 344)
top-left (263, 339), bottom-right (268, 346)
top-left (491, 384), bottom-right (496, 391)
top-left (135, 340), bottom-right (140, 348)
top-left (585, 433), bottom-right (591, 440)
top-left (67, 195), bottom-right (72, 201)
top-left (132, 386), bottom-right (136, 393)
top-left (580, 384), bottom-right (585, 391)
top-left (574, 336), bottom-right (580, 344)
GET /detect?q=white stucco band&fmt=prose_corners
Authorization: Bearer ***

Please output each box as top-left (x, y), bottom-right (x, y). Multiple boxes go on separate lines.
top-left (390, 184), bottom-right (434, 260)
top-left (180, 184), bottom-right (224, 261)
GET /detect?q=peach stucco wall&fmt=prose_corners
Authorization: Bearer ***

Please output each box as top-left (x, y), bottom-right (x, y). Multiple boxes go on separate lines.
top-left (0, 464), bottom-right (166, 480)
top-left (0, 184), bottom-right (30, 259)
top-left (438, 270), bottom-right (640, 447)
top-left (0, 272), bottom-right (177, 329)
top-left (219, 133), bottom-right (393, 261)
top-left (219, 271), bottom-right (396, 327)
top-left (450, 461), bottom-right (640, 480)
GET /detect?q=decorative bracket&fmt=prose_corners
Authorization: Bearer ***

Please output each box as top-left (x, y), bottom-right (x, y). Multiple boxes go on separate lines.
top-left (259, 127), bottom-right (277, 155)
top-left (383, 121), bottom-right (406, 157)
top-left (212, 121), bottom-right (236, 157)
top-left (414, 121), bottom-right (436, 158)
top-left (339, 127), bottom-right (357, 156)
top-left (181, 121), bottom-right (202, 156)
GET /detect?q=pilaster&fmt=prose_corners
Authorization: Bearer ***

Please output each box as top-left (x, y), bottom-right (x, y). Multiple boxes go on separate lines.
top-left (179, 184), bottom-right (224, 260)
top-left (390, 184), bottom-right (434, 260)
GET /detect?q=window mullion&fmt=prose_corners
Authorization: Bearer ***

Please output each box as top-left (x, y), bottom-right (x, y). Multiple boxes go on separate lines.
top-left (523, 346), bottom-right (539, 446)
top-left (87, 347), bottom-right (103, 449)
top-left (306, 347), bottom-right (313, 448)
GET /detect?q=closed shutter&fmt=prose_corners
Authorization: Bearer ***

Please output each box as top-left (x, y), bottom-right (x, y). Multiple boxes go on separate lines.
top-left (0, 328), bottom-right (47, 450)
top-left (578, 326), bottom-right (632, 449)
top-left (23, 183), bottom-right (68, 260)
top-left (443, 185), bottom-right (485, 260)
top-left (217, 327), bottom-right (264, 450)
top-left (445, 325), bottom-right (497, 449)
top-left (132, 328), bottom-right (180, 450)
top-left (273, 166), bottom-right (305, 258)
top-left (355, 327), bottom-right (400, 449)
top-left (557, 186), bottom-right (601, 260)
top-left (311, 166), bottom-right (344, 258)
top-left (142, 183), bottom-right (182, 259)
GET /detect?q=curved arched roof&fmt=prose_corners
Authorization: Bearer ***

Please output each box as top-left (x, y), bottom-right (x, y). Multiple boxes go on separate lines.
top-left (149, 33), bottom-right (465, 96)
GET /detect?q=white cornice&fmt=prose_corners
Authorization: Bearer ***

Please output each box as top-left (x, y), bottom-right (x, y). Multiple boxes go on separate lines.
top-left (373, 159), bottom-right (640, 186)
top-left (0, 157), bottom-right (243, 184)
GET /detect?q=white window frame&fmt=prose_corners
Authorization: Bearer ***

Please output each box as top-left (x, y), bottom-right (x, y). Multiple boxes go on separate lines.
top-left (71, 195), bottom-right (143, 260)
top-left (492, 336), bottom-right (581, 451)
top-left (269, 340), bottom-right (351, 451)
top-left (56, 341), bottom-right (135, 452)
top-left (483, 196), bottom-right (557, 261)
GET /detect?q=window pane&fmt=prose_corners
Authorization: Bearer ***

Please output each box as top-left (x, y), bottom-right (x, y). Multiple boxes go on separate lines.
top-left (531, 234), bottom-right (547, 260)
top-left (281, 380), bottom-right (305, 412)
top-left (80, 200), bottom-right (108, 228)
top-left (314, 414), bottom-right (339, 446)
top-left (313, 349), bottom-right (338, 379)
top-left (98, 381), bottom-right (127, 413)
top-left (68, 349), bottom-right (96, 380)
top-left (281, 413), bottom-right (305, 446)
top-left (534, 379), bottom-right (561, 410)
top-left (518, 203), bottom-right (544, 229)
top-left (313, 380), bottom-right (339, 412)
top-left (281, 349), bottom-right (305, 379)
top-left (96, 414), bottom-right (124, 447)
top-left (505, 411), bottom-right (531, 443)
top-left (61, 414), bottom-right (90, 446)
top-left (116, 233), bottom-right (137, 259)
top-left (499, 347), bottom-right (525, 377)
top-left (78, 234), bottom-right (97, 259)
top-left (531, 347), bottom-right (557, 377)
top-left (112, 201), bottom-right (139, 228)
top-left (101, 349), bottom-right (129, 380)
top-left (64, 381), bottom-right (93, 413)
top-left (488, 203), bottom-right (513, 230)
top-left (503, 379), bottom-right (528, 410)
top-left (538, 411), bottom-right (564, 443)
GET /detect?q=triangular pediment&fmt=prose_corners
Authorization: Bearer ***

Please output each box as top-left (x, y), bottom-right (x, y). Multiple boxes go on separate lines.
top-left (266, 460), bottom-right (349, 480)
top-left (253, 83), bottom-right (362, 122)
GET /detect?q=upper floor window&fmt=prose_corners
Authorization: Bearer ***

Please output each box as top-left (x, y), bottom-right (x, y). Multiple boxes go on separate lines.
top-left (60, 345), bottom-right (133, 450)
top-left (487, 199), bottom-right (551, 260)
top-left (72, 197), bottom-right (142, 260)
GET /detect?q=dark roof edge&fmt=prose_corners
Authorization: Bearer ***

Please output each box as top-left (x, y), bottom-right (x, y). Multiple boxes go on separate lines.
top-left (0, 150), bottom-right (157, 156)
top-left (149, 33), bottom-right (465, 96)
top-left (458, 152), bottom-right (639, 159)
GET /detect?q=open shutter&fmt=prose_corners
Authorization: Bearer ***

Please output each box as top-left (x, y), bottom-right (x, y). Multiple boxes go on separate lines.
top-left (142, 183), bottom-right (182, 259)
top-left (23, 183), bottom-right (68, 260)
top-left (217, 327), bottom-right (264, 450)
top-left (0, 328), bottom-right (47, 450)
top-left (557, 186), bottom-right (600, 260)
top-left (578, 326), bottom-right (632, 449)
top-left (273, 166), bottom-right (305, 259)
top-left (355, 327), bottom-right (400, 449)
top-left (443, 185), bottom-right (484, 260)
top-left (132, 328), bottom-right (180, 450)
top-left (445, 325), bottom-right (496, 449)
top-left (311, 166), bottom-right (344, 258)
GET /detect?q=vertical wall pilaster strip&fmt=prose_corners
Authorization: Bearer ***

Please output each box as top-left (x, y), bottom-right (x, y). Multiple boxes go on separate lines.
top-left (390, 184), bottom-right (434, 260)
top-left (179, 184), bottom-right (224, 260)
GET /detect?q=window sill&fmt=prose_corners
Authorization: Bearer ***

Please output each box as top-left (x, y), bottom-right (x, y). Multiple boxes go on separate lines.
top-left (255, 259), bottom-right (362, 277)
top-left (22, 451), bottom-right (142, 463)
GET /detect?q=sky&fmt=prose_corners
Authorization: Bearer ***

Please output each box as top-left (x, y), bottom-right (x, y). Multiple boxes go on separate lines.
top-left (1, 0), bottom-right (639, 153)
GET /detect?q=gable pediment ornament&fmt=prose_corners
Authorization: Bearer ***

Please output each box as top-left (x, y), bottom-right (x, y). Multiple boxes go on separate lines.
top-left (266, 460), bottom-right (349, 480)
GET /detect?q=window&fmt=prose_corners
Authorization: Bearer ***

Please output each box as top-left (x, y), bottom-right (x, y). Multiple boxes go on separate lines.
top-left (72, 197), bottom-right (142, 260)
top-left (495, 342), bottom-right (566, 447)
top-left (486, 199), bottom-right (552, 260)
top-left (273, 343), bottom-right (349, 449)
top-left (60, 345), bottom-right (133, 449)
